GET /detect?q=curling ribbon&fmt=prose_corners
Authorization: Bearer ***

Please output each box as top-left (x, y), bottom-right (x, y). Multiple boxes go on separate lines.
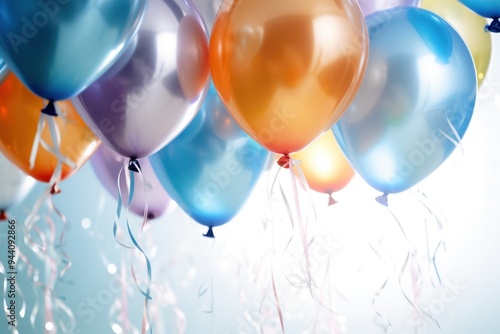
top-left (385, 206), bottom-right (441, 329)
top-left (112, 159), bottom-right (153, 334)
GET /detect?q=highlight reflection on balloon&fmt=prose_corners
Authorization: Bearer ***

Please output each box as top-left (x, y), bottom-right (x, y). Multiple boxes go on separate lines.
top-left (291, 131), bottom-right (354, 202)
top-left (150, 85), bottom-right (270, 231)
top-left (333, 8), bottom-right (477, 195)
top-left (210, 0), bottom-right (368, 155)
top-left (422, 0), bottom-right (492, 85)
top-left (0, 73), bottom-right (101, 183)
top-left (73, 0), bottom-right (210, 159)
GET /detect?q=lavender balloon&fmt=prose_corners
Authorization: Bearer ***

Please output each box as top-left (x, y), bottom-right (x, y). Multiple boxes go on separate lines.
top-left (357, 0), bottom-right (421, 16)
top-left (73, 0), bottom-right (210, 159)
top-left (91, 144), bottom-right (172, 219)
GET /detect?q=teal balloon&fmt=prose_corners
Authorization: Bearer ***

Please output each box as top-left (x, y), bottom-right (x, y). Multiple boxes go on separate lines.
top-left (459, 0), bottom-right (500, 18)
top-left (459, 0), bottom-right (500, 32)
top-left (150, 85), bottom-right (270, 230)
top-left (0, 0), bottom-right (147, 100)
top-left (333, 8), bottom-right (476, 195)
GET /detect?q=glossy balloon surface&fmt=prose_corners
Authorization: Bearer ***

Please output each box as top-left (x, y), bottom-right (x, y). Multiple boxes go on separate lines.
top-left (150, 85), bottom-right (270, 228)
top-left (73, 0), bottom-right (210, 159)
top-left (333, 8), bottom-right (477, 194)
top-left (210, 0), bottom-right (368, 154)
top-left (0, 0), bottom-right (147, 100)
top-left (0, 73), bottom-right (100, 183)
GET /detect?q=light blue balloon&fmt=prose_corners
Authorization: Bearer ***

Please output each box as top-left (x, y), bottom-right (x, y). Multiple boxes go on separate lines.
top-left (0, 0), bottom-right (147, 100)
top-left (333, 7), bottom-right (476, 195)
top-left (150, 85), bottom-right (270, 234)
top-left (459, 0), bottom-right (500, 32)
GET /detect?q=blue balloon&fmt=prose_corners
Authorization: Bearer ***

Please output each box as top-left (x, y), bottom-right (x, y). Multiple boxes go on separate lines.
top-left (459, 0), bottom-right (500, 32)
top-left (333, 7), bottom-right (476, 195)
top-left (0, 0), bottom-right (147, 100)
top-left (150, 85), bottom-right (270, 234)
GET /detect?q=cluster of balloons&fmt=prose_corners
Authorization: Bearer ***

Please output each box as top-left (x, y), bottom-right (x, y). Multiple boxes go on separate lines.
top-left (0, 0), bottom-right (495, 226)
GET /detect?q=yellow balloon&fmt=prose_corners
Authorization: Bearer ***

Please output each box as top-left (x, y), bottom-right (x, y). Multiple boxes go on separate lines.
top-left (422, 0), bottom-right (492, 86)
top-left (291, 131), bottom-right (354, 204)
top-left (210, 0), bottom-right (368, 155)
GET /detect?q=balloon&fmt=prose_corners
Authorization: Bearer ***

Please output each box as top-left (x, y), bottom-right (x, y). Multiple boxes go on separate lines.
top-left (209, 0), bottom-right (368, 155)
top-left (357, 0), bottom-right (421, 16)
top-left (0, 73), bottom-right (101, 183)
top-left (291, 131), bottom-right (354, 204)
top-left (422, 0), bottom-right (492, 85)
top-left (0, 0), bottom-right (147, 100)
top-left (0, 152), bottom-right (36, 220)
top-left (73, 0), bottom-right (209, 159)
top-left (458, 0), bottom-right (500, 32)
top-left (150, 85), bottom-right (270, 234)
top-left (333, 8), bottom-right (476, 196)
top-left (90, 144), bottom-right (172, 220)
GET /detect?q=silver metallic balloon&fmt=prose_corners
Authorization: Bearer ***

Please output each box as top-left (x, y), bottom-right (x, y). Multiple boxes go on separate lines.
top-left (73, 0), bottom-right (210, 159)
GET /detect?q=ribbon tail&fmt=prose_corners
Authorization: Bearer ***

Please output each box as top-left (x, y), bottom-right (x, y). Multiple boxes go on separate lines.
top-left (29, 114), bottom-right (46, 170)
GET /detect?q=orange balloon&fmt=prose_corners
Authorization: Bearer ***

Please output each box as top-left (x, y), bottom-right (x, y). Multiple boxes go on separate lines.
top-left (210, 0), bottom-right (368, 155)
top-left (0, 73), bottom-right (100, 183)
top-left (291, 131), bottom-right (354, 203)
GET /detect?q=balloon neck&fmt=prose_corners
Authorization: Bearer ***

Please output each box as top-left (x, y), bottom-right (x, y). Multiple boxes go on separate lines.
top-left (128, 159), bottom-right (142, 173)
top-left (51, 183), bottom-right (61, 195)
top-left (486, 18), bottom-right (500, 33)
top-left (147, 212), bottom-right (155, 220)
top-left (203, 226), bottom-right (215, 238)
top-left (0, 210), bottom-right (7, 221)
top-left (375, 193), bottom-right (389, 207)
top-left (328, 194), bottom-right (338, 206)
top-left (277, 154), bottom-right (291, 168)
top-left (41, 100), bottom-right (58, 116)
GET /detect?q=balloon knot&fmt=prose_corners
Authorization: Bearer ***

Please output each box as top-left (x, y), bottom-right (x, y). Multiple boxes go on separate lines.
top-left (147, 212), bottom-right (156, 220)
top-left (375, 193), bottom-right (389, 206)
top-left (203, 226), bottom-right (215, 238)
top-left (0, 210), bottom-right (7, 221)
top-left (128, 158), bottom-right (142, 173)
top-left (486, 18), bottom-right (500, 33)
top-left (51, 183), bottom-right (61, 195)
top-left (328, 194), bottom-right (338, 206)
top-left (277, 154), bottom-right (291, 168)
top-left (41, 100), bottom-right (58, 116)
